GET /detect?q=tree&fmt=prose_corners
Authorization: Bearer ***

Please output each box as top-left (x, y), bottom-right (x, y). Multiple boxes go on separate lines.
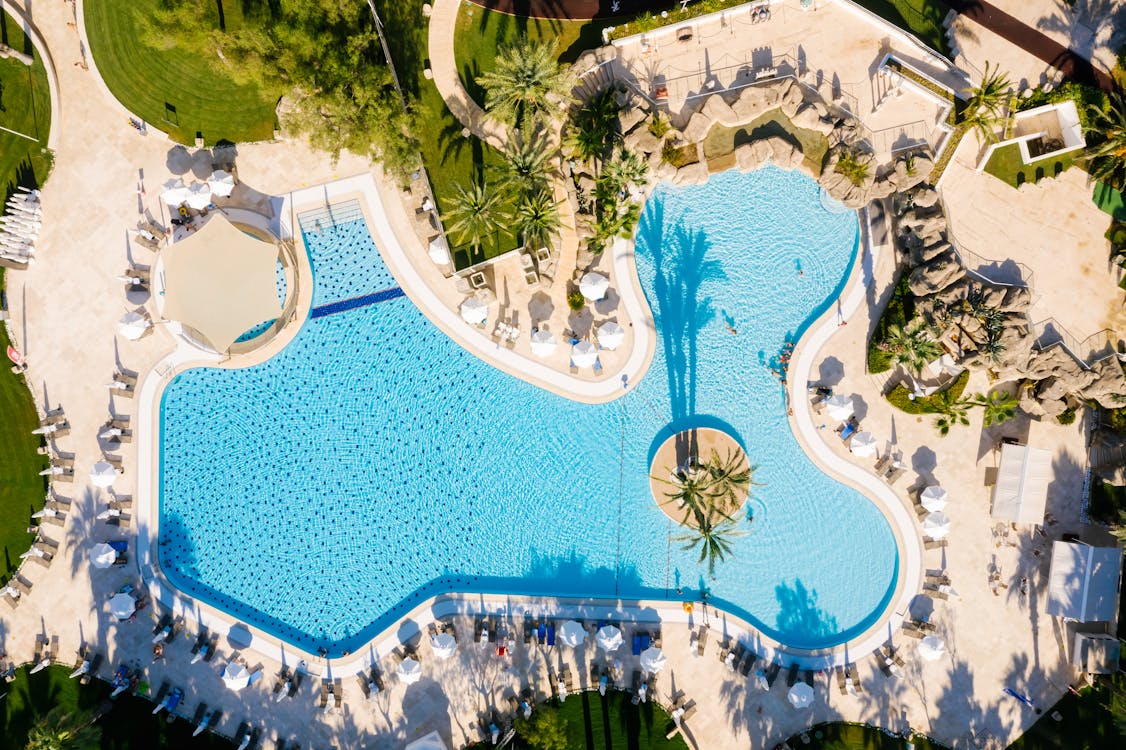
top-left (1111, 509), bottom-right (1126, 545)
top-left (881, 321), bottom-right (943, 376)
top-left (514, 189), bottom-right (562, 250)
top-left (25, 709), bottom-right (101, 750)
top-left (656, 460), bottom-right (712, 525)
top-left (1109, 672), bottom-right (1126, 735)
top-left (1086, 91), bottom-right (1126, 190)
top-left (674, 509), bottom-right (747, 579)
top-left (516, 705), bottom-right (569, 750)
top-left (445, 181), bottom-right (509, 256)
top-left (476, 39), bottom-right (576, 128)
top-left (933, 390), bottom-right (971, 436)
top-left (702, 448), bottom-right (755, 517)
top-left (497, 123), bottom-right (554, 197)
top-left (565, 87), bottom-right (621, 169)
top-left (961, 62), bottom-right (1012, 145)
top-left (967, 389), bottom-right (1019, 426)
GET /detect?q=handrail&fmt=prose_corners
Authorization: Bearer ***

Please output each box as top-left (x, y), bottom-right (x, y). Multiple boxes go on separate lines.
top-left (1031, 318), bottom-right (1120, 369)
top-left (940, 200), bottom-right (1034, 289)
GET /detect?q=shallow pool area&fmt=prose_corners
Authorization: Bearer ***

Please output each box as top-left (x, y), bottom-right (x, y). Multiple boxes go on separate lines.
top-left (158, 166), bottom-right (898, 655)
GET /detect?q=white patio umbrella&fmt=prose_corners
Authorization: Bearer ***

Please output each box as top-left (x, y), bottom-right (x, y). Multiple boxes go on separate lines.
top-left (108, 592), bottom-right (135, 620)
top-left (430, 632), bottom-right (457, 660)
top-left (571, 340), bottom-right (599, 368)
top-left (207, 170), bottom-right (236, 197)
top-left (787, 681), bottom-right (814, 709)
top-left (89, 461), bottom-right (120, 488)
top-left (222, 662), bottom-right (251, 690)
top-left (640, 646), bottom-right (667, 674)
top-left (90, 542), bottom-right (118, 569)
top-left (160, 178), bottom-right (189, 206)
top-left (824, 394), bottom-right (854, 421)
top-left (922, 511), bottom-right (952, 540)
top-left (596, 321), bottom-right (625, 350)
top-left (397, 657), bottom-right (422, 684)
top-left (850, 431), bottom-right (878, 457)
top-left (579, 272), bottom-right (610, 301)
top-left (427, 236), bottom-right (450, 265)
top-left (596, 625), bottom-right (623, 652)
top-left (921, 485), bottom-right (949, 512)
top-left (918, 635), bottom-right (946, 661)
top-left (116, 311), bottom-right (151, 341)
top-left (530, 329), bottom-right (558, 358)
top-left (460, 297), bottom-right (488, 325)
top-left (185, 182), bottom-right (213, 210)
top-left (558, 620), bottom-right (586, 648)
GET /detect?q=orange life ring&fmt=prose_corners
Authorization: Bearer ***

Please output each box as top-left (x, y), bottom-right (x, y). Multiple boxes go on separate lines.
top-left (682, 602), bottom-right (693, 613)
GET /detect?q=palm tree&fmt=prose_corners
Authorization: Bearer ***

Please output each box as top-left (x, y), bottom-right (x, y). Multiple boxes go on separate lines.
top-left (25, 708), bottom-right (101, 750)
top-left (1086, 92), bottom-right (1126, 190)
top-left (655, 464), bottom-right (712, 525)
top-left (496, 123), bottom-right (554, 197)
top-left (882, 321), bottom-right (943, 376)
top-left (674, 509), bottom-right (747, 579)
top-left (967, 389), bottom-right (1019, 427)
top-left (702, 448), bottom-right (756, 517)
top-left (476, 39), bottom-right (576, 128)
top-left (514, 188), bottom-right (561, 250)
top-left (566, 87), bottom-right (621, 169)
top-left (961, 62), bottom-right (1011, 145)
top-left (933, 390), bottom-right (971, 436)
top-left (1112, 510), bottom-right (1126, 545)
top-left (444, 181), bottom-right (509, 257)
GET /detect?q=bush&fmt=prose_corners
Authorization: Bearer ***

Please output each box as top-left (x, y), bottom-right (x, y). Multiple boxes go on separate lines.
top-left (834, 149), bottom-right (870, 186)
top-left (1088, 477), bottom-right (1126, 526)
top-left (566, 290), bottom-right (586, 311)
top-left (1105, 406), bottom-right (1126, 434)
top-left (661, 140), bottom-right (698, 168)
top-left (1057, 407), bottom-right (1077, 425)
top-left (516, 705), bottom-right (569, 750)
top-left (885, 370), bottom-right (970, 414)
top-left (1019, 81), bottom-right (1109, 131)
top-left (867, 274), bottom-right (917, 373)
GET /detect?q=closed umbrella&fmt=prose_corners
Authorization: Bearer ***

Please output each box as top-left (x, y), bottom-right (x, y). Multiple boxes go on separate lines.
top-left (530, 329), bottom-right (557, 358)
top-left (89, 461), bottom-right (119, 488)
top-left (207, 170), bottom-right (236, 197)
top-left (640, 646), bottom-right (667, 674)
top-left (223, 662), bottom-right (251, 690)
top-left (427, 237), bottom-right (450, 265)
top-left (596, 321), bottom-right (625, 350)
top-left (922, 511), bottom-right (951, 540)
top-left (825, 394), bottom-right (854, 421)
top-left (431, 632), bottom-right (457, 659)
top-left (787, 681), bottom-right (814, 709)
top-left (558, 620), bottom-right (586, 648)
top-left (460, 297), bottom-right (488, 325)
top-left (571, 340), bottom-right (599, 368)
top-left (397, 657), bottom-right (422, 684)
top-left (108, 592), bottom-right (135, 619)
top-left (918, 635), bottom-right (945, 661)
top-left (90, 542), bottom-right (118, 569)
top-left (116, 311), bottom-right (151, 341)
top-left (579, 272), bottom-right (609, 301)
top-left (185, 183), bottom-right (212, 210)
top-left (596, 625), bottom-right (623, 652)
top-left (850, 431), bottom-right (878, 457)
top-left (921, 485), bottom-right (948, 512)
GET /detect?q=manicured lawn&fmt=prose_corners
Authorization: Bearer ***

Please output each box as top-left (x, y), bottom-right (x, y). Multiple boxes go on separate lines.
top-left (867, 273), bottom-right (915, 373)
top-left (984, 142), bottom-right (1082, 188)
top-left (0, 10), bottom-right (53, 201)
top-left (83, 0), bottom-right (275, 144)
top-left (1009, 683), bottom-right (1125, 750)
top-left (702, 110), bottom-right (829, 175)
top-left (555, 692), bottom-right (688, 750)
top-left (885, 368), bottom-right (969, 413)
top-left (0, 665), bottom-right (233, 749)
top-left (784, 722), bottom-right (949, 750)
top-left (1093, 181), bottom-right (1126, 221)
top-left (0, 274), bottom-right (47, 578)
top-left (853, 0), bottom-right (952, 56)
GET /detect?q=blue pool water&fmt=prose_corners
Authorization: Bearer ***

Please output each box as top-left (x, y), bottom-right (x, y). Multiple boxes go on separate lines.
top-left (159, 167), bottom-right (898, 655)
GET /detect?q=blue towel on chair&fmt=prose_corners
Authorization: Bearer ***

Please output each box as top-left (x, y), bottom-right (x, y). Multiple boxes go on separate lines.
top-left (537, 624), bottom-right (546, 644)
top-left (632, 635), bottom-right (642, 655)
top-left (547, 625), bottom-right (556, 646)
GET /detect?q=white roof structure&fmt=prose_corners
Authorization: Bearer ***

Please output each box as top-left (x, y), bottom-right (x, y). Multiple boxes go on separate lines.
top-left (990, 443), bottom-right (1053, 524)
top-left (160, 214), bottom-right (282, 352)
top-left (405, 731), bottom-right (449, 750)
top-left (1071, 632), bottom-right (1122, 674)
top-left (1046, 541), bottom-right (1124, 622)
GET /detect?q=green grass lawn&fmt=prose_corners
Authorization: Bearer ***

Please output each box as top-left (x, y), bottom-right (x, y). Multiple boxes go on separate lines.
top-left (984, 142), bottom-right (1082, 188)
top-left (0, 665), bottom-right (233, 749)
top-left (0, 274), bottom-right (47, 578)
top-left (0, 10), bottom-right (53, 202)
top-left (867, 273), bottom-right (915, 373)
top-left (784, 722), bottom-right (949, 750)
top-left (1093, 180), bottom-right (1126, 221)
top-left (83, 0), bottom-right (275, 144)
top-left (853, 0), bottom-right (952, 56)
top-left (1009, 683), bottom-right (1125, 750)
top-left (556, 692), bottom-right (687, 750)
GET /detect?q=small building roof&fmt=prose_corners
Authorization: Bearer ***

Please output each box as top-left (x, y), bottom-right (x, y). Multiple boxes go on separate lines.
top-left (161, 214), bottom-right (282, 351)
top-left (404, 731), bottom-right (449, 750)
top-left (1071, 632), bottom-right (1121, 674)
top-left (990, 443), bottom-right (1052, 524)
top-left (1047, 541), bottom-right (1124, 622)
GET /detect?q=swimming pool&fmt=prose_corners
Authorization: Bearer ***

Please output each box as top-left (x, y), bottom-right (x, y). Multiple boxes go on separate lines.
top-left (158, 166), bottom-right (898, 655)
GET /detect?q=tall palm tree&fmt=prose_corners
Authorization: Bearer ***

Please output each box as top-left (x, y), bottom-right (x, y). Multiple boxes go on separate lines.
top-left (25, 708), bottom-right (101, 750)
top-left (514, 188), bottom-right (561, 250)
top-left (655, 465), bottom-right (711, 526)
top-left (1086, 92), bottom-right (1126, 190)
top-left (444, 181), bottom-right (509, 256)
top-left (933, 390), bottom-right (971, 436)
top-left (882, 321), bottom-right (943, 376)
top-left (967, 389), bottom-right (1019, 426)
top-left (566, 87), bottom-right (621, 169)
top-left (674, 509), bottom-right (747, 579)
top-left (961, 62), bottom-right (1012, 145)
top-left (496, 123), bottom-right (554, 197)
top-left (702, 448), bottom-right (756, 517)
top-left (476, 39), bottom-right (576, 128)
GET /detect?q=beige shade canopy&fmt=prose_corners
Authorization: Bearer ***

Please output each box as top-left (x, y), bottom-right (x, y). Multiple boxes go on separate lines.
top-left (161, 214), bottom-right (282, 351)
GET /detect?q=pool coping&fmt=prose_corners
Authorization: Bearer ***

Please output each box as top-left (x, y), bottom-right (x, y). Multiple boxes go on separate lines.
top-left (134, 169), bottom-right (917, 678)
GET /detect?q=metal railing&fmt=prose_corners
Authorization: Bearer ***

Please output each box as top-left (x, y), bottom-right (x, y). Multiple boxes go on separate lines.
top-left (295, 200), bottom-right (365, 234)
top-left (1031, 318), bottom-right (1121, 369)
top-left (941, 207), bottom-right (1034, 289)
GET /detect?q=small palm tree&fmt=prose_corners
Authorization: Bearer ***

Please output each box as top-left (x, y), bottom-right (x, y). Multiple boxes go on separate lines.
top-left (497, 123), bottom-right (554, 197)
top-left (514, 188), bottom-right (561, 250)
top-left (674, 509), bottom-right (747, 579)
top-left (476, 39), bottom-right (576, 128)
top-left (444, 181), bottom-right (509, 256)
top-left (25, 708), bottom-right (101, 750)
top-left (933, 390), bottom-right (971, 436)
top-left (702, 448), bottom-right (756, 517)
top-left (1112, 509), bottom-right (1126, 545)
top-left (1086, 92), bottom-right (1126, 190)
top-left (967, 389), bottom-right (1019, 427)
top-left (566, 87), bottom-right (621, 168)
top-left (961, 62), bottom-right (1011, 144)
top-left (655, 464), bottom-right (712, 525)
top-left (882, 321), bottom-right (943, 376)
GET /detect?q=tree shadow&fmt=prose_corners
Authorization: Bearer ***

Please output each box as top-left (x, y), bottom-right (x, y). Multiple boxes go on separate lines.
top-left (773, 579), bottom-right (839, 644)
top-left (930, 656), bottom-right (1010, 746)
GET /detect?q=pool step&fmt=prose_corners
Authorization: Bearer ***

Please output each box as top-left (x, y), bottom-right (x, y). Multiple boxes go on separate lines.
top-left (297, 200), bottom-right (365, 234)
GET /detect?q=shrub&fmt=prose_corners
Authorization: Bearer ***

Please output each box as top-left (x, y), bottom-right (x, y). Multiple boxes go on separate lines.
top-left (1057, 407), bottom-right (1077, 425)
top-left (867, 274), bottom-right (916, 373)
top-left (661, 140), bottom-right (698, 168)
top-left (648, 112), bottom-right (671, 139)
top-left (516, 705), bottom-right (569, 750)
top-left (885, 370), bottom-right (970, 414)
top-left (1105, 406), bottom-right (1126, 434)
top-left (834, 149), bottom-right (870, 186)
top-left (1088, 477), bottom-right (1126, 526)
top-left (566, 290), bottom-right (586, 311)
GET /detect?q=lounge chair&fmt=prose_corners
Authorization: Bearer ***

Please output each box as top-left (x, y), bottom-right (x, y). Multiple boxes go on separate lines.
top-left (740, 650), bottom-right (757, 676)
top-left (765, 662), bottom-right (781, 687)
top-left (901, 623), bottom-right (926, 638)
top-left (318, 680), bottom-right (330, 711)
top-left (589, 662), bottom-right (600, 685)
top-left (545, 623), bottom-right (554, 647)
top-left (333, 679), bottom-right (343, 711)
top-left (523, 614), bottom-right (534, 644)
top-left (2, 591), bottom-right (18, 609)
top-left (562, 666), bottom-right (573, 695)
top-left (885, 463), bottom-right (907, 485)
top-left (924, 539), bottom-right (948, 550)
top-left (729, 642), bottom-right (746, 672)
top-left (925, 572), bottom-right (951, 585)
top-left (923, 586), bottom-right (950, 600)
top-left (536, 622), bottom-right (546, 645)
top-left (848, 663), bottom-right (863, 694)
top-left (651, 627), bottom-right (662, 649)
top-left (633, 634), bottom-right (644, 656)
top-left (488, 618), bottom-right (498, 644)
top-left (547, 667), bottom-right (559, 700)
top-left (695, 626), bottom-right (708, 657)
top-left (836, 666), bottom-right (848, 694)
top-left (10, 576), bottom-right (32, 595)
top-left (838, 417), bottom-right (859, 441)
